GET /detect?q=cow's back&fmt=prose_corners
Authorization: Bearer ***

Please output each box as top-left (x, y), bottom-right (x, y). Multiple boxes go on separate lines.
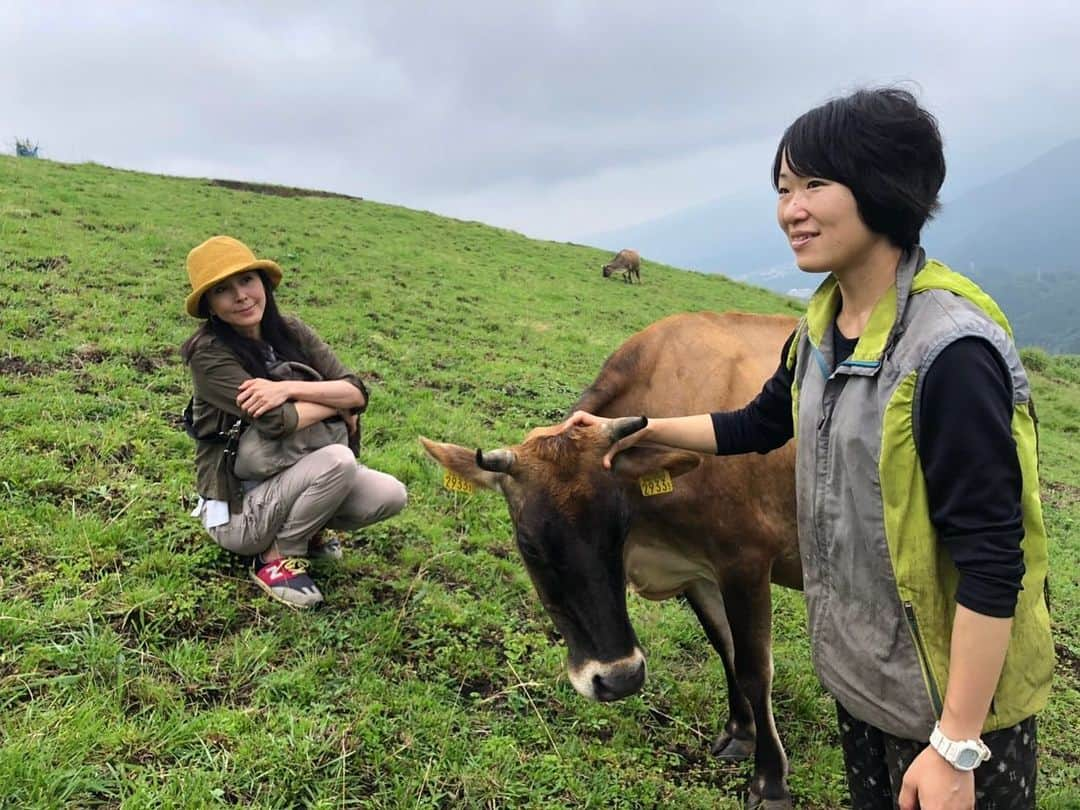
top-left (574, 311), bottom-right (802, 593)
top-left (606, 249), bottom-right (640, 269)
top-left (575, 311), bottom-right (795, 415)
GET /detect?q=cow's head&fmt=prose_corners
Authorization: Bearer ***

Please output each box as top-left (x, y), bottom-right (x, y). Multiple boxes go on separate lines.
top-left (421, 418), bottom-right (700, 701)
top-left (601, 263), bottom-right (615, 278)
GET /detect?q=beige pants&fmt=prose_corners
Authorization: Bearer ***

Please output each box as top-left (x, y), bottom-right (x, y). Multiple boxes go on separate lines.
top-left (209, 444), bottom-right (407, 557)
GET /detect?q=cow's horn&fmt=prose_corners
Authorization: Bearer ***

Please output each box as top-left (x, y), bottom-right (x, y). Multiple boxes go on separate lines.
top-left (606, 416), bottom-right (649, 443)
top-left (475, 447), bottom-right (516, 474)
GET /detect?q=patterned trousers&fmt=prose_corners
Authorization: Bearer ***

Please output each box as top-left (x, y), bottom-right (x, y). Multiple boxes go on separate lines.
top-left (836, 701), bottom-right (1037, 809)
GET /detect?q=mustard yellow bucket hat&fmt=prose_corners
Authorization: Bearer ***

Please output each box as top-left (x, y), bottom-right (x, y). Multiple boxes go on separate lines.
top-left (185, 235), bottom-right (283, 318)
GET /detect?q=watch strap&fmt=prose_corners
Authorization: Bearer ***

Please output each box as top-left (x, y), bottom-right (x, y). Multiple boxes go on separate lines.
top-left (929, 722), bottom-right (992, 771)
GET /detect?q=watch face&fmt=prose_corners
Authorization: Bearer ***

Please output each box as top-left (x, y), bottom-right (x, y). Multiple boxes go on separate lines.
top-left (955, 748), bottom-right (980, 769)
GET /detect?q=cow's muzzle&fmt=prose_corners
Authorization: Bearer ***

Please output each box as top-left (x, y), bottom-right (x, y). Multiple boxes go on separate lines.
top-left (567, 649), bottom-right (647, 701)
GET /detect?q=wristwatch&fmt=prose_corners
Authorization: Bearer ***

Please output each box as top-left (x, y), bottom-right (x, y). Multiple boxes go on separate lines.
top-left (929, 722), bottom-right (992, 771)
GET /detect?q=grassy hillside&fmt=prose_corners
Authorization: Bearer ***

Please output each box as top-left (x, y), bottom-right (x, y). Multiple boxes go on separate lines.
top-left (977, 270), bottom-right (1080, 355)
top-left (1, 156), bottom-right (1076, 809)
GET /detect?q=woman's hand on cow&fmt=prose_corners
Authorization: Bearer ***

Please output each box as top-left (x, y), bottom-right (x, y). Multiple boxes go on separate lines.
top-left (561, 410), bottom-right (609, 431)
top-left (237, 378), bottom-right (292, 418)
top-left (561, 411), bottom-right (651, 469)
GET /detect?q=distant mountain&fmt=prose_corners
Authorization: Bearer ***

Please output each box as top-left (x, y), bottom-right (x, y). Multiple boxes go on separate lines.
top-left (924, 136), bottom-right (1080, 280)
top-left (922, 137), bottom-right (1080, 353)
top-left (969, 268), bottom-right (1080, 355)
top-left (585, 138), bottom-right (1080, 352)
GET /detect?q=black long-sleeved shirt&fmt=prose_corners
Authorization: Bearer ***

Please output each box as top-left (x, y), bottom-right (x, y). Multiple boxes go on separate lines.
top-left (711, 327), bottom-right (1025, 618)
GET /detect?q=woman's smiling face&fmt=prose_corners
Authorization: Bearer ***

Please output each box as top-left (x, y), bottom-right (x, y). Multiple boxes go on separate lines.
top-left (206, 270), bottom-right (266, 338)
top-left (775, 153), bottom-right (885, 275)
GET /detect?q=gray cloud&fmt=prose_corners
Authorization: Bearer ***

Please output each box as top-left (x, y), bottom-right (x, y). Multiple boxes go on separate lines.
top-left (4, 1), bottom-right (1080, 238)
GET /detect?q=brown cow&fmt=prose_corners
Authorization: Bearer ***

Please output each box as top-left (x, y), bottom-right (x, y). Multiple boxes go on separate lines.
top-left (422, 311), bottom-right (800, 809)
top-left (602, 248), bottom-right (641, 283)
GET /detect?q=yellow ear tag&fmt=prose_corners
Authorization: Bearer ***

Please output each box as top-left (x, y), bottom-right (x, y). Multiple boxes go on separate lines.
top-left (443, 470), bottom-right (476, 494)
top-left (638, 469), bottom-right (674, 497)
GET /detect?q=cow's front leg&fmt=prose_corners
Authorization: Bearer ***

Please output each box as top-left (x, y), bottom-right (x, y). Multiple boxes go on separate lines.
top-left (722, 571), bottom-right (792, 810)
top-left (683, 580), bottom-right (755, 761)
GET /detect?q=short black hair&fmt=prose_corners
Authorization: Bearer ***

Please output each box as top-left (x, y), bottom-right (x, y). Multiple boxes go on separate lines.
top-left (772, 87), bottom-right (946, 251)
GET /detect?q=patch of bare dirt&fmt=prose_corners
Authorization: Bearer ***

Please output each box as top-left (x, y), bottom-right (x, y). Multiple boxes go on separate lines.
top-left (209, 179), bottom-right (363, 201)
top-left (1043, 480), bottom-right (1080, 508)
top-left (72, 344), bottom-right (110, 367)
top-left (460, 674), bottom-right (499, 700)
top-left (0, 356), bottom-right (51, 377)
top-left (13, 254), bottom-right (70, 272)
top-left (130, 347), bottom-right (176, 373)
top-left (1055, 642), bottom-right (1080, 681)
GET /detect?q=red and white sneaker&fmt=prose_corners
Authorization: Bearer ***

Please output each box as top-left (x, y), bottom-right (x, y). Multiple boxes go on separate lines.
top-left (250, 555), bottom-right (323, 608)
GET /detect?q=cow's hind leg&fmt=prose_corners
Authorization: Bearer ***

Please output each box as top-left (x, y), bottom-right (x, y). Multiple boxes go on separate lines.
top-left (683, 580), bottom-right (756, 761)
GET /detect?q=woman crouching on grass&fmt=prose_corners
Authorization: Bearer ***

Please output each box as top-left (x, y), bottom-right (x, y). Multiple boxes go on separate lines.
top-left (181, 235), bottom-right (407, 608)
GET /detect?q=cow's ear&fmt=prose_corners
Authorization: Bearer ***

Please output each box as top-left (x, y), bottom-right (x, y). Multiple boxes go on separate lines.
top-left (610, 444), bottom-right (701, 482)
top-left (419, 437), bottom-right (504, 491)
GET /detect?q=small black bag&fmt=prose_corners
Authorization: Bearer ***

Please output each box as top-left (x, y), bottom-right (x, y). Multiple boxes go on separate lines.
top-left (182, 397), bottom-right (245, 455)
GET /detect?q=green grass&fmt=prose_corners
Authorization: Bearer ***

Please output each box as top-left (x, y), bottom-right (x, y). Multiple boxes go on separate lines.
top-left (1, 155), bottom-right (1077, 809)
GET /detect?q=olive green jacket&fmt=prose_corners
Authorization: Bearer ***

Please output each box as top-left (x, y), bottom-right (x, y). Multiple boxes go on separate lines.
top-left (186, 317), bottom-right (367, 513)
top-left (787, 249), bottom-right (1053, 741)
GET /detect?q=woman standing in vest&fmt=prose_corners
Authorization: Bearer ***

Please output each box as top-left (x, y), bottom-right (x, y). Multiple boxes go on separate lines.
top-left (567, 89), bottom-right (1053, 809)
top-left (182, 236), bottom-right (408, 609)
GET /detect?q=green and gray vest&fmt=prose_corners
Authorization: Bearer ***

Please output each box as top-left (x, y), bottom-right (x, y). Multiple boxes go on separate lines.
top-left (786, 248), bottom-right (1053, 741)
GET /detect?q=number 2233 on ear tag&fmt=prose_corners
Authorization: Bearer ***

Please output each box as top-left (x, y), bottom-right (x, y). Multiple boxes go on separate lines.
top-left (443, 470), bottom-right (475, 494)
top-left (638, 470), bottom-right (674, 497)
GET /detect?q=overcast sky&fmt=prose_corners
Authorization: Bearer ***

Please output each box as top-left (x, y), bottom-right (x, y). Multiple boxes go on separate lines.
top-left (5, 2), bottom-right (1080, 241)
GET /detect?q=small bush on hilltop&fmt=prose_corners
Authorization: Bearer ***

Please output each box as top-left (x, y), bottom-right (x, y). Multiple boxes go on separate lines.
top-left (14, 137), bottom-right (39, 158)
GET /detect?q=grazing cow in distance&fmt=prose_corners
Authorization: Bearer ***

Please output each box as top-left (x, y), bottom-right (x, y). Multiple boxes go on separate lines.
top-left (422, 311), bottom-right (801, 809)
top-left (602, 248), bottom-right (641, 283)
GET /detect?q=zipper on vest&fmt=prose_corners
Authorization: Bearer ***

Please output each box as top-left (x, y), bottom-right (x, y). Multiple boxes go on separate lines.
top-left (813, 387), bottom-right (839, 571)
top-left (817, 384), bottom-right (839, 431)
top-left (903, 601), bottom-right (944, 717)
